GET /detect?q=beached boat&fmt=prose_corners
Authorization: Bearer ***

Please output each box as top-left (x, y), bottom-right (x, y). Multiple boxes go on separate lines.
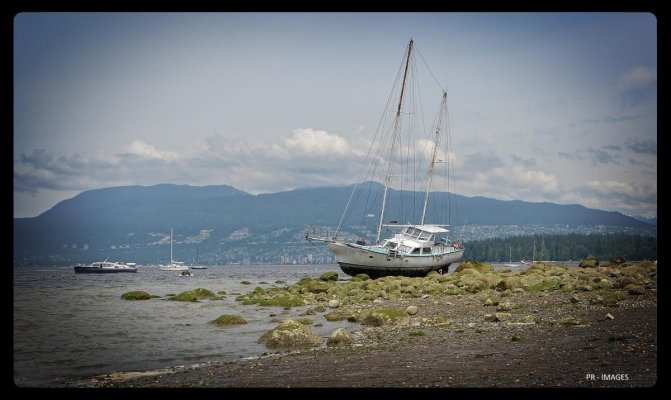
top-left (306, 39), bottom-right (464, 278)
top-left (158, 228), bottom-right (189, 271)
top-left (74, 259), bottom-right (137, 273)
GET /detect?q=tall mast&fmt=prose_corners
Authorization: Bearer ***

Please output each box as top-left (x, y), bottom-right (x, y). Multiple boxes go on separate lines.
top-left (421, 91), bottom-right (448, 225)
top-left (170, 228), bottom-right (173, 264)
top-left (377, 39), bottom-right (413, 242)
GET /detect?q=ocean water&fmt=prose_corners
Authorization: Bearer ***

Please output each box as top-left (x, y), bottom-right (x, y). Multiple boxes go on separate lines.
top-left (13, 264), bottom-right (354, 387)
top-left (13, 261), bottom-right (579, 387)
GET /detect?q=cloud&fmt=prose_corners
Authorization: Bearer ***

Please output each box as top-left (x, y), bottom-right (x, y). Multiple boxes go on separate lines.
top-left (283, 128), bottom-right (351, 156)
top-left (627, 139), bottom-right (656, 155)
top-left (565, 179), bottom-right (657, 216)
top-left (616, 66), bottom-right (656, 91)
top-left (128, 140), bottom-right (180, 161)
top-left (14, 128), bottom-right (365, 197)
top-left (462, 151), bottom-right (504, 172)
top-left (616, 66), bottom-right (657, 108)
top-left (588, 148), bottom-right (620, 165)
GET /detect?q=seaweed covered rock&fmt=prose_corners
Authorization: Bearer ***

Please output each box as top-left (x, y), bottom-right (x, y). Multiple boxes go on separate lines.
top-left (327, 328), bottom-right (353, 346)
top-left (319, 271), bottom-right (339, 282)
top-left (258, 320), bottom-right (324, 349)
top-left (455, 260), bottom-right (494, 274)
top-left (579, 256), bottom-right (599, 268)
top-left (172, 288), bottom-right (218, 302)
top-left (212, 314), bottom-right (248, 325)
top-left (121, 290), bottom-right (154, 300)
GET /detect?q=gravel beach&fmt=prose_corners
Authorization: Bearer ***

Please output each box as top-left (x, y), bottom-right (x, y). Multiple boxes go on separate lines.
top-left (62, 261), bottom-right (657, 389)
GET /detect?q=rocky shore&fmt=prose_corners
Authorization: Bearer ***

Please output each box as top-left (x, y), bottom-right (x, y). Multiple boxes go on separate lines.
top-left (69, 259), bottom-right (657, 388)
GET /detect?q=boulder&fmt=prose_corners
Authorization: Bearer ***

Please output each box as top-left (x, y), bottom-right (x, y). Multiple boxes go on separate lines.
top-left (212, 314), bottom-right (248, 325)
top-left (455, 260), bottom-right (495, 274)
top-left (121, 290), bottom-right (153, 300)
top-left (327, 328), bottom-right (354, 346)
top-left (579, 256), bottom-right (599, 268)
top-left (405, 305), bottom-right (418, 315)
top-left (258, 320), bottom-right (324, 349)
top-left (319, 271), bottom-right (339, 282)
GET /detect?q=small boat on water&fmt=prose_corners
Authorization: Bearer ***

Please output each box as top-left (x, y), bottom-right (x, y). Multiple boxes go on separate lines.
top-left (158, 228), bottom-right (190, 271)
top-left (180, 270), bottom-right (193, 277)
top-left (190, 265), bottom-right (207, 270)
top-left (74, 259), bottom-right (137, 273)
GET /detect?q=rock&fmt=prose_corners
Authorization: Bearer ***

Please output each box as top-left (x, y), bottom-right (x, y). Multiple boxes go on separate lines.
top-left (570, 294), bottom-right (580, 303)
top-left (373, 299), bottom-right (384, 305)
top-left (328, 299), bottom-right (341, 308)
top-left (121, 290), bottom-right (153, 300)
top-left (258, 320), bottom-right (324, 349)
top-left (405, 305), bottom-right (418, 315)
top-left (605, 313), bottom-right (615, 320)
top-left (497, 277), bottom-right (523, 291)
top-left (560, 316), bottom-right (589, 327)
top-left (319, 271), bottom-right (339, 282)
top-left (455, 260), bottom-right (495, 274)
top-left (625, 284), bottom-right (645, 295)
top-left (327, 328), bottom-right (353, 346)
top-left (380, 290), bottom-right (389, 300)
top-left (172, 288), bottom-right (217, 302)
top-left (352, 273), bottom-right (370, 282)
top-left (511, 333), bottom-right (525, 342)
top-left (512, 315), bottom-right (538, 324)
top-left (496, 302), bottom-right (512, 312)
top-left (579, 256), bottom-right (599, 268)
top-left (484, 313), bottom-right (499, 322)
top-left (212, 314), bottom-right (248, 325)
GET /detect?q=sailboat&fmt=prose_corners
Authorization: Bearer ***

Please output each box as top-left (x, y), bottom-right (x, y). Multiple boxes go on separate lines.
top-left (306, 39), bottom-right (464, 278)
top-left (503, 245), bottom-right (520, 268)
top-left (190, 244), bottom-right (207, 269)
top-left (158, 228), bottom-right (189, 271)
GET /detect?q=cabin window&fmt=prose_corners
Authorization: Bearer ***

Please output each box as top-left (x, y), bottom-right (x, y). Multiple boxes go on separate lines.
top-left (422, 247), bottom-right (432, 254)
top-left (411, 248), bottom-right (421, 254)
top-left (398, 245), bottom-right (412, 253)
top-left (418, 231), bottom-right (430, 240)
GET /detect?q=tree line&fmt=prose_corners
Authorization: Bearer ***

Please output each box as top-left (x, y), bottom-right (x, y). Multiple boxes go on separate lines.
top-left (463, 233), bottom-right (657, 262)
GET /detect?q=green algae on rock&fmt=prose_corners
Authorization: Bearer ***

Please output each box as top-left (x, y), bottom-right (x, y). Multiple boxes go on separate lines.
top-left (121, 291), bottom-right (156, 300)
top-left (212, 314), bottom-right (248, 325)
top-left (172, 288), bottom-right (220, 302)
top-left (258, 320), bottom-right (324, 349)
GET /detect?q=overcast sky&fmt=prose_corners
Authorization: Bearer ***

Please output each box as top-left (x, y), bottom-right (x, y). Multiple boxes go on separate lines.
top-left (13, 12), bottom-right (656, 218)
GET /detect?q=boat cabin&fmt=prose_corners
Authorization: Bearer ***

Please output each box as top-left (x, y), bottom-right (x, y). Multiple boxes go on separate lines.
top-left (380, 225), bottom-right (450, 255)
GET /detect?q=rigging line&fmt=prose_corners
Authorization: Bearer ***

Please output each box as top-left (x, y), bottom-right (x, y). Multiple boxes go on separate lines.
top-left (415, 43), bottom-right (446, 93)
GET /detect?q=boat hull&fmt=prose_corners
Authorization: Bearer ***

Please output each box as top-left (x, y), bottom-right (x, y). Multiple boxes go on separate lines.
top-left (74, 266), bottom-right (137, 273)
top-left (328, 241), bottom-right (463, 278)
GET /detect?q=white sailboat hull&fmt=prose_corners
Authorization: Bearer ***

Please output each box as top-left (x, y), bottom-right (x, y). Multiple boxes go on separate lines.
top-left (328, 241), bottom-right (463, 278)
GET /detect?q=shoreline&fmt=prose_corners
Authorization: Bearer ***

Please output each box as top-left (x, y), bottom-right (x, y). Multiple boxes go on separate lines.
top-left (61, 273), bottom-right (657, 389)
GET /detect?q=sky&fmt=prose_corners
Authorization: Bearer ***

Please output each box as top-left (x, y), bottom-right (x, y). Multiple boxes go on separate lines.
top-left (13, 12), bottom-right (657, 218)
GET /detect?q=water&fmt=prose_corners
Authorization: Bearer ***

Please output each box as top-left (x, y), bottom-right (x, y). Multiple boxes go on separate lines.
top-left (13, 261), bottom-right (581, 387)
top-left (13, 264), bottom-right (353, 387)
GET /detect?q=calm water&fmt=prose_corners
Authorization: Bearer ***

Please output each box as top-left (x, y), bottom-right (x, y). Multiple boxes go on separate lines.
top-left (13, 261), bottom-right (578, 387)
top-left (13, 264), bottom-right (356, 387)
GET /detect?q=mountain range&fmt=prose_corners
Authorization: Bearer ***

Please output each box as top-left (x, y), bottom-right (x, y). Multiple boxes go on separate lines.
top-left (13, 183), bottom-right (655, 266)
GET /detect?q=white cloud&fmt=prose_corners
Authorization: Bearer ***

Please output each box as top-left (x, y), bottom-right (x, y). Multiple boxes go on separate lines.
top-left (283, 128), bottom-right (351, 155)
top-left (128, 140), bottom-right (180, 161)
top-left (616, 65), bottom-right (656, 91)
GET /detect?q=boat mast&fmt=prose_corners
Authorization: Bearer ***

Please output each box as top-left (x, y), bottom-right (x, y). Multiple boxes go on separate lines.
top-left (377, 39), bottom-right (413, 242)
top-left (170, 228), bottom-right (173, 264)
top-left (421, 91), bottom-right (448, 225)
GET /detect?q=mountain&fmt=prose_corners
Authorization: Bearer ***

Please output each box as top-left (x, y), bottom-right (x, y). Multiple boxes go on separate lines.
top-left (13, 183), bottom-right (655, 266)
